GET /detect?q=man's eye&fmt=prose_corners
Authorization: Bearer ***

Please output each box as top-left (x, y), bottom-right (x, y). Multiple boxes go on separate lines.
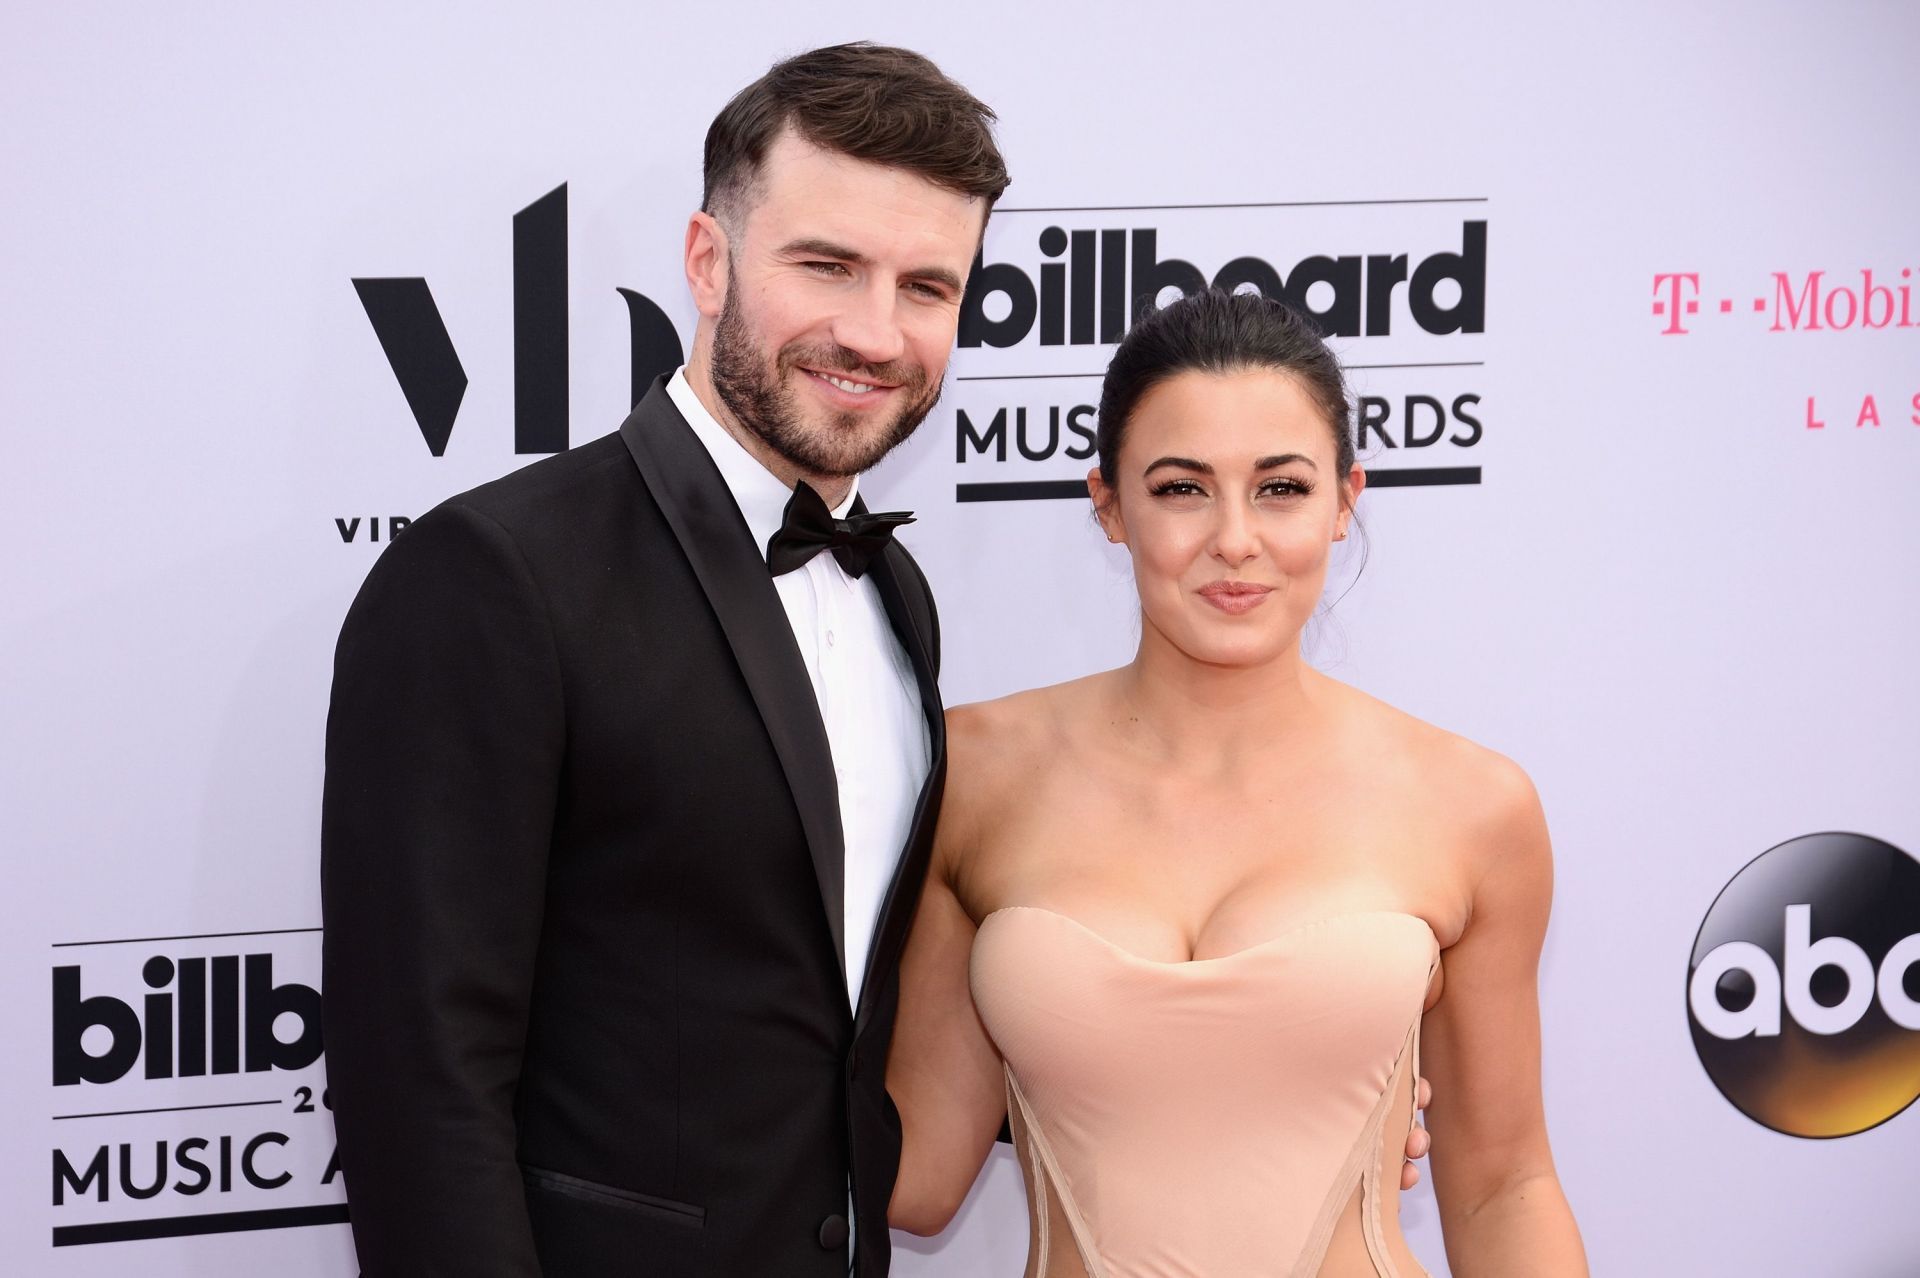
top-left (906, 281), bottom-right (949, 301)
top-left (804, 261), bottom-right (848, 276)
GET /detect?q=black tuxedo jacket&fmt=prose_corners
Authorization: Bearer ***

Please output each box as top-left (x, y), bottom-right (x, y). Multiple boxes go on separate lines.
top-left (321, 377), bottom-right (946, 1277)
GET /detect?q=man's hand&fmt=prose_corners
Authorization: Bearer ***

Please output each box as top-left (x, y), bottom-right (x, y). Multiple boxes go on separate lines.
top-left (1401, 1075), bottom-right (1433, 1190)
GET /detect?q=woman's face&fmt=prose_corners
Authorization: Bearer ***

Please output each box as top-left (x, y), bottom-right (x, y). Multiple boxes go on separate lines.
top-left (1092, 368), bottom-right (1362, 670)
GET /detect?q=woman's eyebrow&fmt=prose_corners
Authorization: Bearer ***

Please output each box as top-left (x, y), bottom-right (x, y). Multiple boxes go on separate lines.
top-left (1254, 453), bottom-right (1317, 471)
top-left (1141, 453), bottom-right (1319, 476)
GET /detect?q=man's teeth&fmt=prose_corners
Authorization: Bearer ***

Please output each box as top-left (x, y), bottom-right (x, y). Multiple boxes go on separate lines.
top-left (819, 373), bottom-right (876, 395)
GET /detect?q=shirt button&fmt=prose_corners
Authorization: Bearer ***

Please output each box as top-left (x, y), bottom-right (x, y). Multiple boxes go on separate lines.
top-left (826, 630), bottom-right (836, 647)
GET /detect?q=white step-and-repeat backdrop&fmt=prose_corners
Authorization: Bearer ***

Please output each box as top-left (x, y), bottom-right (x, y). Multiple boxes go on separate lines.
top-left (6, 4), bottom-right (1917, 1274)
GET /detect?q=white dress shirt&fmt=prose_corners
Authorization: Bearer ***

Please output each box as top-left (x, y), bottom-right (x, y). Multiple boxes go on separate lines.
top-left (668, 368), bottom-right (930, 1013)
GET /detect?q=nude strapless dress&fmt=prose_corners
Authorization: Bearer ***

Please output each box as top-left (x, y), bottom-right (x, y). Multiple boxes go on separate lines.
top-left (970, 907), bottom-right (1439, 1278)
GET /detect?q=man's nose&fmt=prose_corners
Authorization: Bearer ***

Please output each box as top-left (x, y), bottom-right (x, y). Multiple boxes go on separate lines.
top-left (830, 280), bottom-right (908, 369)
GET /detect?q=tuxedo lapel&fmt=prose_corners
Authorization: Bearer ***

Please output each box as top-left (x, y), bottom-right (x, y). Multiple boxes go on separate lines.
top-left (618, 379), bottom-right (849, 985)
top-left (862, 519), bottom-right (941, 720)
top-left (854, 536), bottom-right (947, 1033)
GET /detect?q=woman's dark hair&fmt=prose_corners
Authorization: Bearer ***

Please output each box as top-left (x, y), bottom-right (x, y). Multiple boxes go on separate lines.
top-left (1096, 288), bottom-right (1354, 501)
top-left (703, 43), bottom-right (1010, 227)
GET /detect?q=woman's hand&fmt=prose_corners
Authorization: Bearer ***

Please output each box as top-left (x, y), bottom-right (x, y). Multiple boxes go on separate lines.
top-left (1401, 1075), bottom-right (1433, 1189)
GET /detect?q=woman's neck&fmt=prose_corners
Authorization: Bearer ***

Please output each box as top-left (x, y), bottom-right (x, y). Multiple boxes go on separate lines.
top-left (1112, 622), bottom-right (1321, 775)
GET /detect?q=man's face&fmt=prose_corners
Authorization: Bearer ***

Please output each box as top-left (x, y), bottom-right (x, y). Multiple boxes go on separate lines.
top-left (706, 128), bottom-right (985, 479)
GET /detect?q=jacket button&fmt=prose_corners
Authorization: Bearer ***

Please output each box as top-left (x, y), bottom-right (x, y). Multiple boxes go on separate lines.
top-left (817, 1213), bottom-right (849, 1250)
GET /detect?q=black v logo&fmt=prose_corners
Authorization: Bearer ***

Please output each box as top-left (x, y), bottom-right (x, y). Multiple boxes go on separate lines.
top-left (354, 183), bottom-right (684, 459)
top-left (351, 278), bottom-right (467, 457)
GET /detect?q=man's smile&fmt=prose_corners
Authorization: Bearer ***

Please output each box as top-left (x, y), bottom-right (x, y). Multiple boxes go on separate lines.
top-left (799, 366), bottom-right (902, 403)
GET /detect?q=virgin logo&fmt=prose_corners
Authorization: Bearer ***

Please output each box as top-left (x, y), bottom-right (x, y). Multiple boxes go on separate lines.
top-left (353, 182), bottom-right (684, 458)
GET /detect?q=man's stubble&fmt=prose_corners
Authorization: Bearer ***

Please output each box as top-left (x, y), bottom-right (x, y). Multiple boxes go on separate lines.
top-left (708, 271), bottom-right (946, 480)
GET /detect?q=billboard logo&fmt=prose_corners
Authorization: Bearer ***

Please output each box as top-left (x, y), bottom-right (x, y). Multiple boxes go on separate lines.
top-left (53, 953), bottom-right (321, 1085)
top-left (961, 221), bottom-right (1486, 349)
top-left (1686, 832), bottom-right (1920, 1137)
top-left (46, 928), bottom-right (342, 1246)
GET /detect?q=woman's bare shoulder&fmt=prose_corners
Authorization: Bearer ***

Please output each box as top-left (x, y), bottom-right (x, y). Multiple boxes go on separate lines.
top-left (1317, 675), bottom-right (1547, 859)
top-left (935, 674), bottom-right (1112, 886)
top-left (942, 669), bottom-right (1082, 781)
top-left (947, 671), bottom-right (1113, 764)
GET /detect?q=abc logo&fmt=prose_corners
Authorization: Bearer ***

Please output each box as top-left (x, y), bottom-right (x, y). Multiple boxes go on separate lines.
top-left (1686, 832), bottom-right (1920, 1138)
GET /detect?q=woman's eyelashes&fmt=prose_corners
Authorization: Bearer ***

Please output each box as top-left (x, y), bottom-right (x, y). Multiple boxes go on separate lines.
top-left (1145, 475), bottom-right (1315, 502)
top-left (1257, 476), bottom-right (1314, 499)
top-left (1147, 478), bottom-right (1207, 498)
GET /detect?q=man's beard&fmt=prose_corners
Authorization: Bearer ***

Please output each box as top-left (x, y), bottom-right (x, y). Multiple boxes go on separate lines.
top-left (708, 276), bottom-right (943, 479)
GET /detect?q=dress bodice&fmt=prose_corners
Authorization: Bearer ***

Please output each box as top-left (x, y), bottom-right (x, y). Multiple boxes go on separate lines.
top-left (969, 906), bottom-right (1439, 1278)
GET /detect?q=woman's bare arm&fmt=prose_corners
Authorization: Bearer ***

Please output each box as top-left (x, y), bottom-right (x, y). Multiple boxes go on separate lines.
top-left (1422, 754), bottom-right (1587, 1275)
top-left (886, 708), bottom-right (1013, 1236)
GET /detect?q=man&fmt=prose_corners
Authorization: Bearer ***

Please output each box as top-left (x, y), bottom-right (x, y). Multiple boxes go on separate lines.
top-left (324, 40), bottom-right (1435, 1278)
top-left (322, 43), bottom-right (1003, 1277)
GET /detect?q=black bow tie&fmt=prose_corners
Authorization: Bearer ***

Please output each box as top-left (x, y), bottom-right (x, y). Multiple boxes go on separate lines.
top-left (765, 481), bottom-right (915, 579)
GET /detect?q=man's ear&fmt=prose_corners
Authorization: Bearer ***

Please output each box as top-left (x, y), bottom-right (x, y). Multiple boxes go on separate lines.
top-left (1088, 468), bottom-right (1126, 545)
top-left (684, 211), bottom-right (730, 320)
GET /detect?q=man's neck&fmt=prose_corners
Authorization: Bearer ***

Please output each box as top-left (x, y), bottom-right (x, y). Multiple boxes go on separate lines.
top-left (682, 350), bottom-right (854, 508)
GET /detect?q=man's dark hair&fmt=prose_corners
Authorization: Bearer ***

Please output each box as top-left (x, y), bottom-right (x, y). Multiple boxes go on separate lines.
top-left (703, 42), bottom-right (1009, 228)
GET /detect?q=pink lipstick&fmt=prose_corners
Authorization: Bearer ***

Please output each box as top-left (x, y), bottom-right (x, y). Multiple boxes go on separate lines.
top-left (1197, 581), bottom-right (1273, 615)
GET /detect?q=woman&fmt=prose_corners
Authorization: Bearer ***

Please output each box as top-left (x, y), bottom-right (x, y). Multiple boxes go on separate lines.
top-left (886, 289), bottom-right (1586, 1275)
